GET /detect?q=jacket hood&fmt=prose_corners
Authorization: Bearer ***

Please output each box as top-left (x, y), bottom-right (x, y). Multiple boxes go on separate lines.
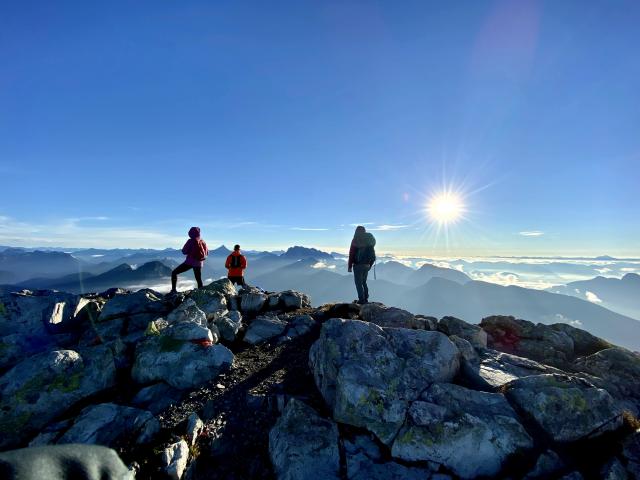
top-left (188, 227), bottom-right (201, 239)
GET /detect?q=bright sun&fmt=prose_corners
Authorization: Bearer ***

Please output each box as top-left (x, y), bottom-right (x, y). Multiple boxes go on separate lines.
top-left (427, 192), bottom-right (464, 223)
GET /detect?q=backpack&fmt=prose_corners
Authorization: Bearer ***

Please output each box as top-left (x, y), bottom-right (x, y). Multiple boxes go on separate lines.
top-left (193, 240), bottom-right (207, 261)
top-left (230, 254), bottom-right (243, 268)
top-left (355, 245), bottom-right (376, 265)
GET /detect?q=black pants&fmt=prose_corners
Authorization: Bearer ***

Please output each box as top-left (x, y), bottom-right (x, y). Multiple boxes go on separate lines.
top-left (228, 276), bottom-right (246, 286)
top-left (353, 264), bottom-right (370, 303)
top-left (172, 263), bottom-right (203, 290)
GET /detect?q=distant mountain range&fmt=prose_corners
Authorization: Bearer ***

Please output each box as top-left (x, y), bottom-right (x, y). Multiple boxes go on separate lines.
top-left (4, 245), bottom-right (640, 349)
top-left (548, 273), bottom-right (640, 320)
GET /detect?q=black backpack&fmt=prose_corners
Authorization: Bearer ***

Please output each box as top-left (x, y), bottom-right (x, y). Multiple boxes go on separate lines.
top-left (230, 255), bottom-right (243, 268)
top-left (355, 245), bottom-right (376, 265)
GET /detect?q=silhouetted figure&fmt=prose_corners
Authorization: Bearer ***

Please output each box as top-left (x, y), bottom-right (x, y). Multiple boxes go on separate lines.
top-left (348, 226), bottom-right (376, 304)
top-left (170, 226), bottom-right (208, 293)
top-left (225, 244), bottom-right (247, 285)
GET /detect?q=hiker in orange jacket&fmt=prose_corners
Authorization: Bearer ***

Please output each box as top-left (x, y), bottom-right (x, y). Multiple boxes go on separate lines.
top-left (225, 244), bottom-right (247, 286)
top-left (170, 227), bottom-right (208, 293)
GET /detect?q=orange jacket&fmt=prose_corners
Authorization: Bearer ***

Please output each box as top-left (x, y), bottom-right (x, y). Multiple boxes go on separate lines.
top-left (225, 251), bottom-right (247, 277)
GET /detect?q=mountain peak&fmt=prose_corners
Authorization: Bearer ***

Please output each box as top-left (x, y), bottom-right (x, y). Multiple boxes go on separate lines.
top-left (281, 246), bottom-right (333, 260)
top-left (211, 245), bottom-right (232, 255)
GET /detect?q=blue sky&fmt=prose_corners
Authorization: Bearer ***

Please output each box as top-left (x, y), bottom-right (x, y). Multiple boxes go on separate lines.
top-left (1, 0), bottom-right (639, 256)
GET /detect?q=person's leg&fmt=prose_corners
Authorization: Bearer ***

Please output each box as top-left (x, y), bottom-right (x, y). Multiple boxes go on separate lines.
top-left (171, 263), bottom-right (192, 291)
top-left (193, 266), bottom-right (203, 288)
top-left (353, 265), bottom-right (365, 303)
top-left (362, 266), bottom-right (370, 303)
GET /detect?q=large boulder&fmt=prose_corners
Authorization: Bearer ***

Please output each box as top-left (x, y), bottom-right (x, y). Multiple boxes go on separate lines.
top-left (131, 335), bottom-right (233, 389)
top-left (244, 316), bottom-right (288, 345)
top-left (98, 289), bottom-right (166, 321)
top-left (574, 347), bottom-right (640, 415)
top-left (0, 291), bottom-right (84, 370)
top-left (131, 382), bottom-right (184, 415)
top-left (0, 444), bottom-right (134, 480)
top-left (480, 316), bottom-right (575, 367)
top-left (503, 374), bottom-right (623, 443)
top-left (461, 348), bottom-right (561, 391)
top-left (550, 323), bottom-right (611, 357)
top-left (214, 310), bottom-right (243, 342)
top-left (269, 398), bottom-right (340, 480)
top-left (0, 346), bottom-right (117, 449)
top-left (309, 319), bottom-right (460, 445)
top-left (345, 434), bottom-right (432, 480)
top-left (278, 290), bottom-right (312, 311)
top-left (57, 403), bottom-right (159, 446)
top-left (621, 431), bottom-right (640, 480)
top-left (437, 316), bottom-right (487, 348)
top-left (391, 383), bottom-right (533, 479)
top-left (240, 290), bottom-right (268, 315)
top-left (166, 299), bottom-right (207, 327)
top-left (359, 303), bottom-right (431, 330)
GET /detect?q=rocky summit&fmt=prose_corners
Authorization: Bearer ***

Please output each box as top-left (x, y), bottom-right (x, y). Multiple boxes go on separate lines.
top-left (1, 283), bottom-right (640, 479)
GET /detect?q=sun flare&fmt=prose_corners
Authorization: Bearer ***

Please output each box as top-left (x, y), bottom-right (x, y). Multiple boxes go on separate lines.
top-left (427, 192), bottom-right (464, 223)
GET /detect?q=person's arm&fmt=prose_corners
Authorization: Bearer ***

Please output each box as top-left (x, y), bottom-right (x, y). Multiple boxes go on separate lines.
top-left (181, 240), bottom-right (192, 255)
top-left (225, 255), bottom-right (231, 269)
top-left (202, 241), bottom-right (208, 258)
top-left (241, 255), bottom-right (247, 270)
top-left (348, 242), bottom-right (356, 272)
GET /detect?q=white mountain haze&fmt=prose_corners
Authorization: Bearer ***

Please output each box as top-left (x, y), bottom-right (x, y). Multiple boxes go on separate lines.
top-left (3, 245), bottom-right (640, 351)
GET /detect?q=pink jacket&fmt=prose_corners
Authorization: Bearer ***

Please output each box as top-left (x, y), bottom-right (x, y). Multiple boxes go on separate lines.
top-left (182, 227), bottom-right (208, 267)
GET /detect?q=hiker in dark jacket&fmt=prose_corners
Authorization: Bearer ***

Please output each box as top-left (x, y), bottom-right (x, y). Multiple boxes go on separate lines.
top-left (348, 226), bottom-right (376, 304)
top-left (225, 244), bottom-right (247, 285)
top-left (170, 226), bottom-right (208, 293)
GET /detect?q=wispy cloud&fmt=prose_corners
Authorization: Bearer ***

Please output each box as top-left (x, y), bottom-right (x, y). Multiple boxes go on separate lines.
top-left (291, 227), bottom-right (330, 231)
top-left (519, 231), bottom-right (544, 237)
top-left (370, 224), bottom-right (410, 231)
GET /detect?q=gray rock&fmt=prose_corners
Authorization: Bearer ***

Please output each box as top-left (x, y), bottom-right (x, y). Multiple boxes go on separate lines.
top-left (269, 398), bottom-right (340, 480)
top-left (186, 413), bottom-right (204, 446)
top-left (284, 314), bottom-right (315, 338)
top-left (57, 402), bottom-right (159, 446)
top-left (523, 449), bottom-right (565, 479)
top-left (244, 316), bottom-right (288, 344)
top-left (164, 321), bottom-right (215, 343)
top-left (132, 335), bottom-right (233, 389)
top-left (550, 322), bottom-right (611, 356)
top-left (28, 419), bottom-right (73, 447)
top-left (99, 289), bottom-right (166, 321)
top-left (131, 382), bottom-right (183, 415)
top-left (574, 347), bottom-right (640, 416)
top-left (504, 374), bottom-right (623, 442)
top-left (480, 315), bottom-right (575, 367)
top-left (199, 292), bottom-right (228, 319)
top-left (0, 291), bottom-right (82, 369)
top-left (240, 291), bottom-right (268, 315)
top-left (0, 346), bottom-right (117, 449)
top-left (344, 434), bottom-right (431, 480)
top-left (279, 290), bottom-right (311, 310)
top-left (309, 319), bottom-right (459, 445)
top-left (622, 431), bottom-right (640, 480)
top-left (166, 299), bottom-right (207, 327)
top-left (438, 316), bottom-right (487, 348)
top-left (0, 444), bottom-right (134, 480)
top-left (360, 303), bottom-right (430, 330)
top-left (214, 310), bottom-right (243, 342)
top-left (391, 383), bottom-right (533, 479)
top-left (561, 473), bottom-right (584, 480)
top-left (463, 349), bottom-right (561, 391)
top-left (162, 439), bottom-right (190, 480)
top-left (600, 457), bottom-right (628, 480)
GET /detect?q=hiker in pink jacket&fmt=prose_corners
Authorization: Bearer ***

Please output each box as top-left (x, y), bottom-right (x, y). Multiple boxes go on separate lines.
top-left (170, 227), bottom-right (208, 293)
